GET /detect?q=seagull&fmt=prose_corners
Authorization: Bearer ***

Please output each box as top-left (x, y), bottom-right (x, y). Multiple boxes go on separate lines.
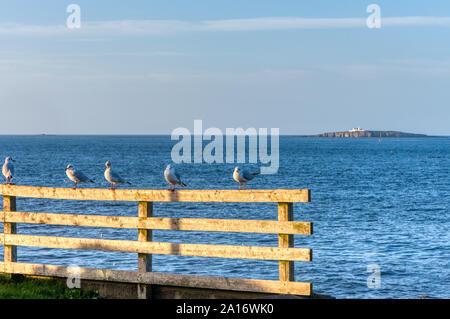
top-left (233, 167), bottom-right (260, 190)
top-left (164, 164), bottom-right (186, 191)
top-left (65, 164), bottom-right (94, 190)
top-left (104, 161), bottom-right (131, 190)
top-left (2, 157), bottom-right (15, 185)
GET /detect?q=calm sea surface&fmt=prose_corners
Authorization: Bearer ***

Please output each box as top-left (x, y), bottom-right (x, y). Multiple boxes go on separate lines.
top-left (0, 135), bottom-right (448, 298)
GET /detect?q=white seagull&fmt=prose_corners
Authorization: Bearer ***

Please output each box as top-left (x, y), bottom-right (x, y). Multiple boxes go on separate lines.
top-left (233, 167), bottom-right (260, 190)
top-left (2, 157), bottom-right (15, 185)
top-left (104, 161), bottom-right (131, 190)
top-left (65, 164), bottom-right (94, 189)
top-left (164, 164), bottom-right (186, 191)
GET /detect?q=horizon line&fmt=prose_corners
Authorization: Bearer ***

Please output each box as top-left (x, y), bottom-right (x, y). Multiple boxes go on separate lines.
top-left (0, 132), bottom-right (448, 137)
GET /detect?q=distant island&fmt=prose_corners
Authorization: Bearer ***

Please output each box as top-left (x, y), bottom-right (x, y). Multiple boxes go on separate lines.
top-left (296, 127), bottom-right (431, 138)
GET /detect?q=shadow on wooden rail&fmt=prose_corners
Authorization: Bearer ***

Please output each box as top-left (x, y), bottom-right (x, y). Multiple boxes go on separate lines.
top-left (0, 185), bottom-right (312, 298)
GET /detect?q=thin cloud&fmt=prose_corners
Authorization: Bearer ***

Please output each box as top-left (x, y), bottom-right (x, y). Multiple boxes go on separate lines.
top-left (198, 17), bottom-right (365, 31)
top-left (0, 16), bottom-right (449, 37)
top-left (382, 16), bottom-right (450, 27)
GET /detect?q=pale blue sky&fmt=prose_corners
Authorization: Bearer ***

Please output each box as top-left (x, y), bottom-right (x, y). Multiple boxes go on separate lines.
top-left (1, 0), bottom-right (450, 135)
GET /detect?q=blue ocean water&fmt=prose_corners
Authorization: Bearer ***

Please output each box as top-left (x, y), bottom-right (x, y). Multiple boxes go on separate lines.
top-left (0, 135), bottom-right (449, 299)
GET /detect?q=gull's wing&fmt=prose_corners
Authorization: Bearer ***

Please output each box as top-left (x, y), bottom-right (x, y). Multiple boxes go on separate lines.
top-left (166, 171), bottom-right (179, 184)
top-left (110, 169), bottom-right (125, 183)
top-left (174, 171), bottom-right (182, 182)
top-left (165, 170), bottom-right (184, 186)
top-left (173, 170), bottom-right (186, 186)
top-left (242, 170), bottom-right (256, 181)
top-left (74, 169), bottom-right (93, 183)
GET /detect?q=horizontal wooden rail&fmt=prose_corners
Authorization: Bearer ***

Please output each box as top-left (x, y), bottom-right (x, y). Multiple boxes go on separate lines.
top-left (0, 185), bottom-right (310, 203)
top-left (0, 262), bottom-right (311, 295)
top-left (0, 211), bottom-right (312, 235)
top-left (1, 233), bottom-right (312, 261)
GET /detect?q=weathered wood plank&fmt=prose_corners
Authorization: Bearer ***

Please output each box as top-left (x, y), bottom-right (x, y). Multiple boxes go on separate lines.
top-left (137, 201), bottom-right (152, 299)
top-left (0, 261), bottom-right (311, 295)
top-left (0, 211), bottom-right (312, 235)
top-left (3, 234), bottom-right (312, 261)
top-left (278, 202), bottom-right (295, 281)
top-left (0, 185), bottom-right (310, 203)
top-left (3, 196), bottom-right (17, 263)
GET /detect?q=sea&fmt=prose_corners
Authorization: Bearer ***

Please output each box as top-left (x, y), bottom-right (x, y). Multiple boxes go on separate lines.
top-left (0, 135), bottom-right (448, 299)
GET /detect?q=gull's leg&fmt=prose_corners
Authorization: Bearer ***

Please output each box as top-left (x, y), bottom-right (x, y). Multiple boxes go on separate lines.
top-left (239, 182), bottom-right (241, 190)
top-left (244, 182), bottom-right (247, 190)
top-left (73, 182), bottom-right (77, 190)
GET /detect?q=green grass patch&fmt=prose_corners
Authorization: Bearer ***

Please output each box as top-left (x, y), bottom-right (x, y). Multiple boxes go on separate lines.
top-left (0, 274), bottom-right (101, 299)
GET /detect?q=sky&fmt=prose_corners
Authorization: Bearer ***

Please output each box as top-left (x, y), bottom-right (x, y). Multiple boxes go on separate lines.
top-left (0, 0), bottom-right (450, 135)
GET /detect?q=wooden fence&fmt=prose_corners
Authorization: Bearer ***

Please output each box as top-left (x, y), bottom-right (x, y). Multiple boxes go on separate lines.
top-left (0, 185), bottom-right (312, 298)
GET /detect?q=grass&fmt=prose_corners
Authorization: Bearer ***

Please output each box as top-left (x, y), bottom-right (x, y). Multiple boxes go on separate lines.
top-left (0, 274), bottom-right (101, 299)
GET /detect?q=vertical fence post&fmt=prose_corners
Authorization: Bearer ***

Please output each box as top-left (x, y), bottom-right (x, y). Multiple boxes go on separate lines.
top-left (137, 201), bottom-right (153, 299)
top-left (278, 202), bottom-right (294, 282)
top-left (3, 195), bottom-right (17, 263)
